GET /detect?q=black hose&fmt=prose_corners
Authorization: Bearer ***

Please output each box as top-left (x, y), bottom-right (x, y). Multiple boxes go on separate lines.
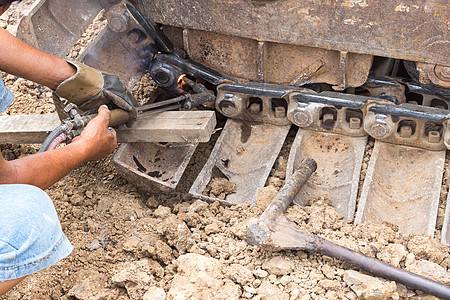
top-left (39, 123), bottom-right (69, 153)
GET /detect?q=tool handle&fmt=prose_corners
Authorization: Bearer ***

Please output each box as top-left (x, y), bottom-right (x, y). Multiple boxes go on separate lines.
top-left (109, 109), bottom-right (137, 126)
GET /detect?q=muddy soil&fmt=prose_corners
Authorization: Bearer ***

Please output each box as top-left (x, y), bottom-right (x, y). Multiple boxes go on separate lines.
top-left (1, 2), bottom-right (450, 300)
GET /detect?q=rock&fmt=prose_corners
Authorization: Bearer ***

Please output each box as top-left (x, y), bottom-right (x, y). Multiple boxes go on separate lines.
top-left (155, 240), bottom-right (174, 265)
top-left (86, 239), bottom-right (102, 251)
top-left (406, 260), bottom-right (450, 285)
top-left (253, 268), bottom-right (269, 278)
top-left (407, 235), bottom-right (448, 264)
top-left (86, 234), bottom-right (115, 251)
top-left (155, 216), bottom-right (194, 255)
top-left (69, 193), bottom-right (84, 206)
top-left (257, 280), bottom-right (289, 300)
top-left (343, 270), bottom-right (398, 300)
top-left (226, 264), bottom-right (254, 285)
top-left (112, 259), bottom-right (163, 299)
top-left (143, 286), bottom-right (166, 300)
top-left (229, 219), bottom-right (249, 240)
top-left (205, 222), bottom-right (221, 234)
top-left (167, 253), bottom-right (240, 300)
top-left (377, 244), bottom-right (408, 267)
top-left (146, 195), bottom-right (160, 208)
top-left (153, 205), bottom-right (172, 218)
top-left (122, 236), bottom-right (141, 252)
top-left (85, 190), bottom-right (93, 199)
top-left (68, 271), bottom-right (118, 300)
top-left (262, 256), bottom-right (294, 276)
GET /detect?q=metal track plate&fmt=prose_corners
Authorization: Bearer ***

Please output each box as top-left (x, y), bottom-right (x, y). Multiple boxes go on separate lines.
top-left (17, 0), bottom-right (103, 57)
top-left (441, 191), bottom-right (450, 245)
top-left (355, 142), bottom-right (445, 236)
top-left (190, 119), bottom-right (291, 205)
top-left (112, 142), bottom-right (198, 193)
top-left (286, 130), bottom-right (367, 221)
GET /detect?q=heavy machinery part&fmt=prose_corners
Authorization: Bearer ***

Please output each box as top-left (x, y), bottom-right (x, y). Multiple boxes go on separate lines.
top-left (140, 0), bottom-right (448, 66)
top-left (286, 130), bottom-right (367, 221)
top-left (112, 142), bottom-right (198, 192)
top-left (217, 82), bottom-right (450, 151)
top-left (246, 159), bottom-right (450, 300)
top-left (355, 142), bottom-right (445, 236)
top-left (189, 119), bottom-right (291, 205)
top-left (79, 25), bottom-right (151, 90)
top-left (16, 0), bottom-right (103, 58)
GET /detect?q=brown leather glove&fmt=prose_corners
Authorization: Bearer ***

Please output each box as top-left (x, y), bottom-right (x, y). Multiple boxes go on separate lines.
top-left (55, 60), bottom-right (135, 112)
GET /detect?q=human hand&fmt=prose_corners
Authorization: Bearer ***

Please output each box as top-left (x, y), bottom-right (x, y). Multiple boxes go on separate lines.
top-left (55, 60), bottom-right (137, 112)
top-left (72, 105), bottom-right (118, 161)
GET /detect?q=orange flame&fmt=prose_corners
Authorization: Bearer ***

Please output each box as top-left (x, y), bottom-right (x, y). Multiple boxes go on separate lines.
top-left (178, 74), bottom-right (187, 85)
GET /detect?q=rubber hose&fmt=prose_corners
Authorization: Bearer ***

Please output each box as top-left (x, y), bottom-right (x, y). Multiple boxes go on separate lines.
top-left (47, 133), bottom-right (67, 151)
top-left (39, 123), bottom-right (69, 152)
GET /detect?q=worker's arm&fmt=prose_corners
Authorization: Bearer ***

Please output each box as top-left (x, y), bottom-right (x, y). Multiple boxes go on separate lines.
top-left (0, 27), bottom-right (75, 90)
top-left (0, 27), bottom-right (134, 111)
top-left (0, 106), bottom-right (117, 190)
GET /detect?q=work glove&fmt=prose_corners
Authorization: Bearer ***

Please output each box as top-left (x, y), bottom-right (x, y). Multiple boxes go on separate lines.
top-left (55, 60), bottom-right (136, 112)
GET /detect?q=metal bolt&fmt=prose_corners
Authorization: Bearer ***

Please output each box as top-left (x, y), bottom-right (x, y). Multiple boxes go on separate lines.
top-left (218, 94), bottom-right (237, 116)
top-left (435, 65), bottom-right (450, 81)
top-left (274, 106), bottom-right (286, 118)
top-left (248, 103), bottom-right (261, 115)
top-left (428, 131), bottom-right (440, 143)
top-left (109, 13), bottom-right (130, 33)
top-left (400, 126), bottom-right (413, 138)
top-left (369, 123), bottom-right (389, 139)
top-left (349, 117), bottom-right (361, 129)
top-left (292, 111), bottom-right (311, 127)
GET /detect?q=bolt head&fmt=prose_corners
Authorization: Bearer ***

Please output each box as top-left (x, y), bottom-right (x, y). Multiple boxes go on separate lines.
top-left (219, 101), bottom-right (237, 116)
top-left (293, 111), bottom-right (311, 127)
top-left (369, 123), bottom-right (389, 138)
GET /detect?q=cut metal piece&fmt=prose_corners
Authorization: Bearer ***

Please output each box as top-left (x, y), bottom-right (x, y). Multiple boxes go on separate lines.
top-left (190, 119), bottom-right (291, 205)
top-left (286, 129), bottom-right (367, 221)
top-left (112, 142), bottom-right (198, 193)
top-left (355, 141), bottom-right (445, 236)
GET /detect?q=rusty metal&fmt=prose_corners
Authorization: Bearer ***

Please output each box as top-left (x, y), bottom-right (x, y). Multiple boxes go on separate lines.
top-left (416, 62), bottom-right (450, 89)
top-left (189, 119), bottom-right (291, 205)
top-left (138, 0), bottom-right (449, 66)
top-left (246, 159), bottom-right (450, 300)
top-left (112, 142), bottom-right (198, 193)
top-left (286, 130), bottom-right (367, 221)
top-left (355, 142), bottom-right (445, 236)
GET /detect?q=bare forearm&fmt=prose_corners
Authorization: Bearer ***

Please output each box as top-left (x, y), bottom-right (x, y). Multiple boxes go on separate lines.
top-left (0, 27), bottom-right (75, 89)
top-left (0, 142), bottom-right (91, 189)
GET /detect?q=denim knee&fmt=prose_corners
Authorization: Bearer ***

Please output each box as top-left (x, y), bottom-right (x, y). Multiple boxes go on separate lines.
top-left (0, 184), bottom-right (73, 281)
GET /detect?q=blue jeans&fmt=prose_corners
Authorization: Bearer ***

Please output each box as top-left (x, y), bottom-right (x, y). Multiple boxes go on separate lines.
top-left (0, 76), bottom-right (14, 114)
top-left (0, 184), bottom-right (73, 281)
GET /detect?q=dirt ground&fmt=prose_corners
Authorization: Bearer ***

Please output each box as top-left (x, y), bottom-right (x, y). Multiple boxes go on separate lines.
top-left (1, 1), bottom-right (450, 300)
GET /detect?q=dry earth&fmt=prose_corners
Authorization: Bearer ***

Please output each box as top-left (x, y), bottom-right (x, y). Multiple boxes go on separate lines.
top-left (1, 1), bottom-right (450, 300)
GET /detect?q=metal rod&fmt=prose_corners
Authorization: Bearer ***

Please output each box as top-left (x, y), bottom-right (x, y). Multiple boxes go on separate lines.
top-left (260, 158), bottom-right (317, 223)
top-left (138, 103), bottom-right (182, 118)
top-left (136, 95), bottom-right (188, 113)
top-left (315, 237), bottom-right (450, 300)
